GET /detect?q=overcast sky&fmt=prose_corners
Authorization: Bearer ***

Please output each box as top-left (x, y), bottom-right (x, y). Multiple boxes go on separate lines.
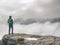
top-left (0, 0), bottom-right (60, 20)
top-left (0, 0), bottom-right (60, 39)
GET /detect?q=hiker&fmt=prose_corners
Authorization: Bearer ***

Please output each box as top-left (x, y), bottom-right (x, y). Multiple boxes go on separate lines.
top-left (8, 16), bottom-right (13, 35)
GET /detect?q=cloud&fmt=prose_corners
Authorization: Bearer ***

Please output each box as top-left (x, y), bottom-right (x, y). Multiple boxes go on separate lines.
top-left (13, 22), bottom-right (60, 37)
top-left (14, 17), bottom-right (60, 25)
top-left (1, 19), bottom-right (60, 40)
top-left (0, 0), bottom-right (59, 19)
top-left (12, 0), bottom-right (60, 19)
top-left (20, 0), bottom-right (35, 4)
top-left (0, 20), bottom-right (60, 39)
top-left (0, 0), bottom-right (60, 39)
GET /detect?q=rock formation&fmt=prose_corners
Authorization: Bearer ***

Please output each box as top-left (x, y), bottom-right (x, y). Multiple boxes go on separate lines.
top-left (2, 33), bottom-right (60, 45)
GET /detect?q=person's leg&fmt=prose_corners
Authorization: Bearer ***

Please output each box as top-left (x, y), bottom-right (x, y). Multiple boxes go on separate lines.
top-left (9, 25), bottom-right (10, 35)
top-left (12, 25), bottom-right (13, 34)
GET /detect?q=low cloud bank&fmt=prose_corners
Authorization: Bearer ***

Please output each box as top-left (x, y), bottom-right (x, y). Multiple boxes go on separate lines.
top-left (14, 21), bottom-right (60, 37)
top-left (0, 21), bottom-right (60, 39)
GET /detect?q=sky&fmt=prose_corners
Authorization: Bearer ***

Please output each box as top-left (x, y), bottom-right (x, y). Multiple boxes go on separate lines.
top-left (0, 0), bottom-right (60, 19)
top-left (0, 0), bottom-right (60, 39)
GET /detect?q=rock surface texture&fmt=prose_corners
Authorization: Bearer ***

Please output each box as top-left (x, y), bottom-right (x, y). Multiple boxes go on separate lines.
top-left (2, 33), bottom-right (60, 45)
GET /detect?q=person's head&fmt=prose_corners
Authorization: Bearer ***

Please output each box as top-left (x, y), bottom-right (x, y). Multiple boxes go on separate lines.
top-left (9, 16), bottom-right (12, 19)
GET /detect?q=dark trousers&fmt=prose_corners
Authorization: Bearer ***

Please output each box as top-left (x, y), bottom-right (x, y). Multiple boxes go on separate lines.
top-left (9, 24), bottom-right (13, 35)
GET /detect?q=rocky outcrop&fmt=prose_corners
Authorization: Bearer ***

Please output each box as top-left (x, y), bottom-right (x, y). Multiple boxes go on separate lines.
top-left (2, 33), bottom-right (60, 45)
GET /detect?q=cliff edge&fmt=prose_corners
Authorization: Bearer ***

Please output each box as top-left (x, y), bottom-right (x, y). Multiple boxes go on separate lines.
top-left (2, 33), bottom-right (60, 45)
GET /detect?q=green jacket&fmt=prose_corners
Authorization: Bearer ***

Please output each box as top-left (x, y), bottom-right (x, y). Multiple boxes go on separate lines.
top-left (8, 19), bottom-right (13, 25)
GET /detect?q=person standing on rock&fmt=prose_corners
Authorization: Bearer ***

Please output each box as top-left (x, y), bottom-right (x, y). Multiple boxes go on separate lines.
top-left (7, 16), bottom-right (13, 35)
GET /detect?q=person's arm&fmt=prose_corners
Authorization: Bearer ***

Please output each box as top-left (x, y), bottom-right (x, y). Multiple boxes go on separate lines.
top-left (7, 19), bottom-right (9, 24)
